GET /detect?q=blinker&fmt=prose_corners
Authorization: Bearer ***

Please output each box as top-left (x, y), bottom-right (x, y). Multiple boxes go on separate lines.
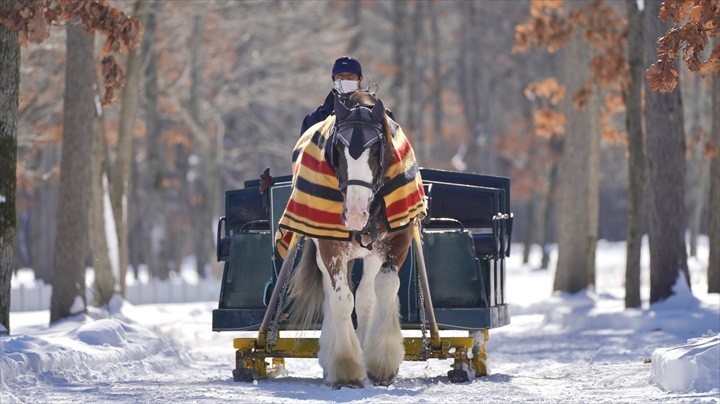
top-left (333, 95), bottom-right (384, 161)
top-left (336, 124), bottom-right (381, 160)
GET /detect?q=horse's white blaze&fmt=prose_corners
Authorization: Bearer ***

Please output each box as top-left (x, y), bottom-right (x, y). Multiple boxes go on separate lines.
top-left (363, 268), bottom-right (404, 382)
top-left (315, 253), bottom-right (365, 385)
top-left (344, 148), bottom-right (374, 231)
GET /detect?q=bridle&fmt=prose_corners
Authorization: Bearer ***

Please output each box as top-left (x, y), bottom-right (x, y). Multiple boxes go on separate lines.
top-left (329, 105), bottom-right (386, 194)
top-left (327, 103), bottom-right (387, 249)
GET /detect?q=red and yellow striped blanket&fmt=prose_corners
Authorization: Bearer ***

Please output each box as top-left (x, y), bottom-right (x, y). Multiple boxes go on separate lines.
top-left (275, 115), bottom-right (426, 259)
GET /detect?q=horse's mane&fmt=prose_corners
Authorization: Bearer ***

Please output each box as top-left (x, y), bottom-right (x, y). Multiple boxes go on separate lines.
top-left (344, 90), bottom-right (394, 177)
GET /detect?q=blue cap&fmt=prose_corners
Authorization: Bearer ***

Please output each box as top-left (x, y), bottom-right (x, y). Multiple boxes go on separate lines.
top-left (332, 56), bottom-right (362, 78)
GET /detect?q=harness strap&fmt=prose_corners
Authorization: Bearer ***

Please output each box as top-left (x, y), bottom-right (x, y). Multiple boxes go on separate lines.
top-left (339, 179), bottom-right (376, 192)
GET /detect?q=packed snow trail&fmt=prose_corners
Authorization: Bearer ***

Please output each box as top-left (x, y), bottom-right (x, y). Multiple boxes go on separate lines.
top-left (2, 240), bottom-right (719, 403)
top-left (3, 294), bottom-right (718, 403)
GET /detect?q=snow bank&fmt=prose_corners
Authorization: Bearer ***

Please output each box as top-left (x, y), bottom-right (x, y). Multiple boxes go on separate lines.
top-left (651, 332), bottom-right (720, 392)
top-left (74, 319), bottom-right (127, 347)
top-left (522, 272), bottom-right (719, 343)
top-left (0, 296), bottom-right (184, 386)
top-left (648, 273), bottom-right (719, 392)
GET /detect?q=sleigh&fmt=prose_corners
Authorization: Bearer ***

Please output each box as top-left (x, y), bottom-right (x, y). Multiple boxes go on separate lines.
top-left (213, 167), bottom-right (513, 383)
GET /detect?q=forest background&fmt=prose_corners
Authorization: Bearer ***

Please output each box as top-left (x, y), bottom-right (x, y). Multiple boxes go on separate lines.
top-left (0, 0), bottom-right (718, 331)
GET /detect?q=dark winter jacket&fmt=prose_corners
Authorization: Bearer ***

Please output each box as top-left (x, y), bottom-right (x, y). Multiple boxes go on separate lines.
top-left (300, 90), bottom-right (396, 136)
top-left (300, 91), bottom-right (335, 135)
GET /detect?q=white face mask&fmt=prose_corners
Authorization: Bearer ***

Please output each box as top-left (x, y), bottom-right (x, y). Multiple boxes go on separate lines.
top-left (334, 79), bottom-right (359, 94)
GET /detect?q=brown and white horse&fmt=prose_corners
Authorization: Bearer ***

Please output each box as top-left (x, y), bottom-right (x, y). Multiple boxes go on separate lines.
top-left (286, 91), bottom-right (418, 388)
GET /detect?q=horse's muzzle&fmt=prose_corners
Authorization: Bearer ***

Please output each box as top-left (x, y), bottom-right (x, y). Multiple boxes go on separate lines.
top-left (343, 208), bottom-right (369, 231)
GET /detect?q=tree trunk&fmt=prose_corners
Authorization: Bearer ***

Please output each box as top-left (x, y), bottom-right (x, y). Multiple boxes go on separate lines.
top-left (142, 2), bottom-right (169, 280)
top-left (30, 147), bottom-right (59, 284)
top-left (0, 6), bottom-right (20, 334)
top-left (522, 196), bottom-right (536, 265)
top-left (50, 23), bottom-right (96, 323)
top-left (405, 1), bottom-right (424, 142)
top-left (346, 0), bottom-right (362, 54)
top-left (89, 94), bottom-right (115, 307)
top-left (428, 0), bottom-right (443, 161)
top-left (188, 14), bottom-right (210, 278)
top-left (709, 36), bottom-right (720, 294)
top-left (390, 1), bottom-right (408, 120)
top-left (553, 1), bottom-right (598, 294)
top-left (643, 0), bottom-right (690, 304)
top-left (111, 0), bottom-right (148, 295)
top-left (458, 1), bottom-right (480, 172)
top-left (686, 72), bottom-right (708, 259)
top-left (624, 0), bottom-right (644, 308)
top-left (540, 161), bottom-right (559, 270)
top-left (586, 87), bottom-right (601, 288)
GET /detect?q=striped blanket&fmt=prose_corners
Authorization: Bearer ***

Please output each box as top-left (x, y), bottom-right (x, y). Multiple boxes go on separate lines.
top-left (275, 115), bottom-right (426, 259)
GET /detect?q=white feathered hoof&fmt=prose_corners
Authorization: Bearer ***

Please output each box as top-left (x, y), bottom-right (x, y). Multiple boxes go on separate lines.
top-left (363, 330), bottom-right (404, 386)
top-left (330, 379), bottom-right (365, 390)
top-left (325, 357), bottom-right (366, 389)
top-left (367, 368), bottom-right (399, 386)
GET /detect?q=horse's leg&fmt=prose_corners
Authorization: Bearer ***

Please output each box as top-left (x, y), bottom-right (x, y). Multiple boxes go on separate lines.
top-left (356, 254), bottom-right (381, 347)
top-left (363, 257), bottom-right (404, 385)
top-left (315, 241), bottom-right (365, 388)
top-left (363, 227), bottom-right (413, 386)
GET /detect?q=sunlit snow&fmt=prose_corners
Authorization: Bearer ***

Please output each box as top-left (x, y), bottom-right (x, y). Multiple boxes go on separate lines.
top-left (2, 238), bottom-right (718, 402)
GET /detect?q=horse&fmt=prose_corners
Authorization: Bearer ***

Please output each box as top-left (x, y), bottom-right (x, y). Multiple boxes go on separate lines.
top-left (280, 90), bottom-right (425, 388)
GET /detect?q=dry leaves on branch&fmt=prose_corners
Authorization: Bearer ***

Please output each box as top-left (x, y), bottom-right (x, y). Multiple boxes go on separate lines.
top-left (704, 140), bottom-right (719, 159)
top-left (0, 0), bottom-right (142, 105)
top-left (512, 0), bottom-right (573, 54)
top-left (533, 108), bottom-right (566, 139)
top-left (524, 77), bottom-right (566, 106)
top-left (100, 55), bottom-right (124, 106)
top-left (572, 82), bottom-right (592, 109)
top-left (648, 0), bottom-right (720, 93)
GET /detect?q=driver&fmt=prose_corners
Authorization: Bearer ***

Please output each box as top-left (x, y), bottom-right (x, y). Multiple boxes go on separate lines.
top-left (300, 56), bottom-right (363, 135)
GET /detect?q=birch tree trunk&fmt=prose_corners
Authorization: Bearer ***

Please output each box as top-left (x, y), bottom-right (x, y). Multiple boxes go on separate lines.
top-left (624, 0), bottom-right (644, 308)
top-left (0, 3), bottom-right (20, 333)
top-left (50, 23), bottom-right (95, 323)
top-left (643, 0), bottom-right (690, 304)
top-left (553, 0), bottom-right (599, 293)
top-left (709, 37), bottom-right (720, 294)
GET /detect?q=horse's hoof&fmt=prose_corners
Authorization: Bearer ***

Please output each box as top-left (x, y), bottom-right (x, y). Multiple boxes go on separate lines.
top-left (330, 379), bottom-right (365, 389)
top-left (367, 370), bottom-right (398, 387)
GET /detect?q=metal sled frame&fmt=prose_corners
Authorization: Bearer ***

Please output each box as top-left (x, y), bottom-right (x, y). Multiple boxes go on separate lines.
top-left (232, 235), bottom-right (490, 383)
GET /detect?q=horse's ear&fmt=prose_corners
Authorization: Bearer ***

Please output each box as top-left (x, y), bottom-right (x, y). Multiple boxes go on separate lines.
top-left (334, 94), bottom-right (351, 121)
top-left (371, 99), bottom-right (385, 123)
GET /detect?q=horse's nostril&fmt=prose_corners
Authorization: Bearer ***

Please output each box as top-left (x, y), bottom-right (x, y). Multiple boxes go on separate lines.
top-left (361, 211), bottom-right (368, 220)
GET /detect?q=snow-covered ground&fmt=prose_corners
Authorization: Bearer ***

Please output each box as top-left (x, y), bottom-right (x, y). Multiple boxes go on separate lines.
top-left (2, 238), bottom-right (719, 403)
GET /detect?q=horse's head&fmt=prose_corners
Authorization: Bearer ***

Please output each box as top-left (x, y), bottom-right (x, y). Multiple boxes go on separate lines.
top-left (329, 92), bottom-right (388, 232)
